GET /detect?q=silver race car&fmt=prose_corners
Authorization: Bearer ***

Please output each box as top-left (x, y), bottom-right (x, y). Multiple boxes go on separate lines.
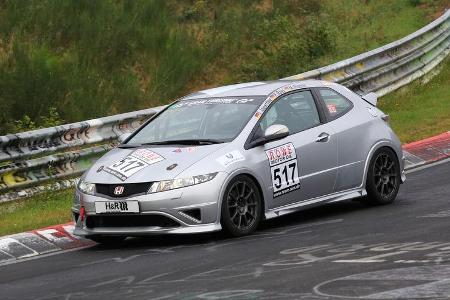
top-left (73, 80), bottom-right (405, 243)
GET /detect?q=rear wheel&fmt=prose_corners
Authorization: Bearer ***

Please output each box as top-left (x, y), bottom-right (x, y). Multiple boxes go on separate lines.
top-left (86, 235), bottom-right (126, 245)
top-left (365, 147), bottom-right (401, 205)
top-left (221, 175), bottom-right (262, 237)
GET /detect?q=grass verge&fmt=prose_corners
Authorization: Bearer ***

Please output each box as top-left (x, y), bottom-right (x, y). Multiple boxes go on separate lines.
top-left (0, 188), bottom-right (74, 236)
top-left (378, 57), bottom-right (450, 143)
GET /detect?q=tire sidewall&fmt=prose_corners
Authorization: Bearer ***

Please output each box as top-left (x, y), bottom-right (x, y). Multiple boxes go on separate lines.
top-left (220, 175), bottom-right (262, 237)
top-left (366, 147), bottom-right (401, 205)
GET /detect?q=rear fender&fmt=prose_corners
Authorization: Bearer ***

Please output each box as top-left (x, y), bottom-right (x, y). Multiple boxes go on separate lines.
top-left (360, 140), bottom-right (404, 190)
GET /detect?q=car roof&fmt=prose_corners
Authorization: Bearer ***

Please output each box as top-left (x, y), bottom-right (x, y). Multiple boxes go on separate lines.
top-left (181, 79), bottom-right (334, 100)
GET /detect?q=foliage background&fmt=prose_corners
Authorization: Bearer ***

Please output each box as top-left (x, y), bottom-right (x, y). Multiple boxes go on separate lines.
top-left (0, 0), bottom-right (446, 134)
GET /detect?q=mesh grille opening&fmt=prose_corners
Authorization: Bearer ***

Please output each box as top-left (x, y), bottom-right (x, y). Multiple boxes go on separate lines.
top-left (96, 182), bottom-right (152, 198)
top-left (86, 215), bottom-right (180, 229)
top-left (181, 208), bottom-right (201, 221)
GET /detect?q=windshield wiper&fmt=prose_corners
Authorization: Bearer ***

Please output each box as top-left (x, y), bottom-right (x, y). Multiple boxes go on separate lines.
top-left (142, 139), bottom-right (224, 146)
top-left (117, 143), bottom-right (142, 149)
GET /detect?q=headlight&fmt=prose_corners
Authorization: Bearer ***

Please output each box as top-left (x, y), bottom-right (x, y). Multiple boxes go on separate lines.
top-left (148, 172), bottom-right (217, 193)
top-left (77, 179), bottom-right (95, 195)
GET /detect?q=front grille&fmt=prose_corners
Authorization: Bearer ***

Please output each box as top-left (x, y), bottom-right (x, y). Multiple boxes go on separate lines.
top-left (86, 215), bottom-right (180, 229)
top-left (96, 182), bottom-right (152, 198)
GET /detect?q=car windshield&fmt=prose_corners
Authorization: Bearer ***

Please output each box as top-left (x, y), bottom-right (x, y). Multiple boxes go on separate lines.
top-left (126, 97), bottom-right (263, 145)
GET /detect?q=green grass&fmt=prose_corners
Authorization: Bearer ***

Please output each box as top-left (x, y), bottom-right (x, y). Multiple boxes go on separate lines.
top-left (0, 188), bottom-right (74, 236)
top-left (0, 0), bottom-right (437, 134)
top-left (378, 57), bottom-right (450, 143)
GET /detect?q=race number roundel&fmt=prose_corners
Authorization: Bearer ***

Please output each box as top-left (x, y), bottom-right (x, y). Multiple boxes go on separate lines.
top-left (265, 143), bottom-right (300, 198)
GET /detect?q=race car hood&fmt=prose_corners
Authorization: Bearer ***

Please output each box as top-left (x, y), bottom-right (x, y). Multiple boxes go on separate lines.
top-left (83, 144), bottom-right (227, 184)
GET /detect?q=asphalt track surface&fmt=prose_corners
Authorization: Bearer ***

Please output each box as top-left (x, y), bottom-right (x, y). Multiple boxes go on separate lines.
top-left (1, 161), bottom-right (450, 300)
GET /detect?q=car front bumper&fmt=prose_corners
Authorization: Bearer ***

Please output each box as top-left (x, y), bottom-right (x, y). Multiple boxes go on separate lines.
top-left (72, 172), bottom-right (227, 236)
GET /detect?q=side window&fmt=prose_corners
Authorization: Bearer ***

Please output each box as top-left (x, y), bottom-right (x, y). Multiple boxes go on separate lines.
top-left (260, 90), bottom-right (320, 135)
top-left (318, 88), bottom-right (353, 120)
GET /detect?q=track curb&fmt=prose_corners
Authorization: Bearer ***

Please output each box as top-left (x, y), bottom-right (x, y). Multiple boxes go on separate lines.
top-left (403, 132), bottom-right (450, 170)
top-left (0, 223), bottom-right (94, 265)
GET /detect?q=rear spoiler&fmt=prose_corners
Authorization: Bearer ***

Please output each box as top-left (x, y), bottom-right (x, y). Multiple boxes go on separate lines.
top-left (362, 92), bottom-right (378, 106)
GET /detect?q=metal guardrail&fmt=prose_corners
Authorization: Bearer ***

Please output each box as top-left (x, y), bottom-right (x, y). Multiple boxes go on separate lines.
top-left (1, 10), bottom-right (449, 202)
top-left (283, 10), bottom-right (450, 96)
top-left (0, 106), bottom-right (164, 202)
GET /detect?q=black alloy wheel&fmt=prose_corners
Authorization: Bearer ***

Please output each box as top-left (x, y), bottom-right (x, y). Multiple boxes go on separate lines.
top-left (366, 147), bottom-right (401, 205)
top-left (221, 175), bottom-right (262, 236)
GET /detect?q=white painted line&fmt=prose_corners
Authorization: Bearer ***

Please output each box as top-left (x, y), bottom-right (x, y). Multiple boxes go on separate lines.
top-left (334, 251), bottom-right (408, 263)
top-left (406, 157), bottom-right (450, 174)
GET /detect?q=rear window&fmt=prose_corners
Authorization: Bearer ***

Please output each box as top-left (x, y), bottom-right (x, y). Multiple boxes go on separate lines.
top-left (318, 88), bottom-right (353, 120)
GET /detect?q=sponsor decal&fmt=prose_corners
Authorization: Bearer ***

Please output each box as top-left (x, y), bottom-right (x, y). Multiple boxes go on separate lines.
top-left (131, 148), bottom-right (164, 164)
top-left (265, 143), bottom-right (300, 198)
top-left (216, 150), bottom-right (245, 167)
top-left (172, 147), bottom-right (196, 153)
top-left (104, 149), bottom-right (164, 181)
top-left (255, 82), bottom-right (305, 118)
top-left (327, 104), bottom-right (337, 114)
top-left (173, 98), bottom-right (255, 108)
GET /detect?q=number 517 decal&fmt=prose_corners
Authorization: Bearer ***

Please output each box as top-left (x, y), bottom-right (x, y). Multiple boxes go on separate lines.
top-left (104, 149), bottom-right (164, 181)
top-left (265, 143), bottom-right (301, 198)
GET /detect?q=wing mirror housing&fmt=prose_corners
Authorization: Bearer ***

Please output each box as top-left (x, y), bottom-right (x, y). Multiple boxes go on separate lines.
top-left (118, 132), bottom-right (132, 144)
top-left (249, 124), bottom-right (289, 148)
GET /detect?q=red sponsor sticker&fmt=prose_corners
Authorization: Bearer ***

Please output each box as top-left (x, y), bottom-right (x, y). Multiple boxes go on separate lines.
top-left (327, 104), bottom-right (337, 114)
top-left (173, 147), bottom-right (196, 153)
top-left (265, 143), bottom-right (296, 166)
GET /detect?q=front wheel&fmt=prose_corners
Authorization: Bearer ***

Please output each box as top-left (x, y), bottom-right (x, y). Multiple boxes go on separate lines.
top-left (365, 147), bottom-right (401, 205)
top-left (221, 175), bottom-right (262, 237)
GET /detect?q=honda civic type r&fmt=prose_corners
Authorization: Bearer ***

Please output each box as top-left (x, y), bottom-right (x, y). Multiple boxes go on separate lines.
top-left (73, 80), bottom-right (405, 243)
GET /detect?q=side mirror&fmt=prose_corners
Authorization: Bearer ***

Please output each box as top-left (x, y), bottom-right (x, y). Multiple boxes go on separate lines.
top-left (118, 132), bottom-right (132, 143)
top-left (264, 124), bottom-right (289, 142)
top-left (249, 124), bottom-right (289, 148)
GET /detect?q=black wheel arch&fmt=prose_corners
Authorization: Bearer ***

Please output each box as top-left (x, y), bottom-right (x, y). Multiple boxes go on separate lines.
top-left (221, 172), bottom-right (266, 221)
top-left (364, 144), bottom-right (401, 187)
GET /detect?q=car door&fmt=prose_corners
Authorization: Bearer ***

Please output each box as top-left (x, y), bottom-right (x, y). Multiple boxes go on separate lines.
top-left (247, 89), bottom-right (338, 209)
top-left (314, 87), bottom-right (365, 192)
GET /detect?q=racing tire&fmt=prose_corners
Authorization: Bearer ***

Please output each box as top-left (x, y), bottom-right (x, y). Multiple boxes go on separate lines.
top-left (87, 235), bottom-right (126, 245)
top-left (221, 175), bottom-right (262, 237)
top-left (365, 147), bottom-right (401, 205)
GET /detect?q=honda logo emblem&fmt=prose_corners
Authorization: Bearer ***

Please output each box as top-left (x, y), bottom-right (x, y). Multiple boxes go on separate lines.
top-left (113, 186), bottom-right (124, 195)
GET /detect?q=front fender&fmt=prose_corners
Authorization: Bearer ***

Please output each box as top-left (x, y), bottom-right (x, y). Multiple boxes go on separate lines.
top-left (216, 167), bottom-right (269, 222)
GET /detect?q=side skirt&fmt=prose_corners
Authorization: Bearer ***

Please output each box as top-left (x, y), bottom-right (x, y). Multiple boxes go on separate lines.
top-left (265, 188), bottom-right (367, 220)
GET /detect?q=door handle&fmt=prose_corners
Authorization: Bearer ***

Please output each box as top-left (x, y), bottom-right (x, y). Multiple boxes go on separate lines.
top-left (316, 132), bottom-right (330, 142)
